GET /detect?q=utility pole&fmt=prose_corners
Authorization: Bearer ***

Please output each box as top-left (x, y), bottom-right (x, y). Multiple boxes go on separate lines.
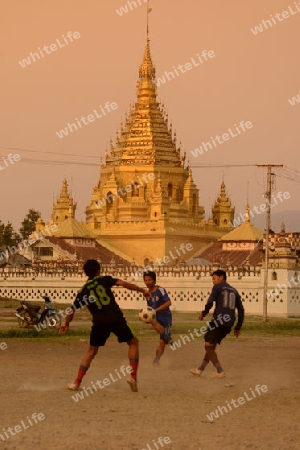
top-left (257, 164), bottom-right (283, 322)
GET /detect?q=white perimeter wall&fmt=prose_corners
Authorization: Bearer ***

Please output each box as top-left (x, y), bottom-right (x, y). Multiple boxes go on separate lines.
top-left (1, 268), bottom-right (299, 317)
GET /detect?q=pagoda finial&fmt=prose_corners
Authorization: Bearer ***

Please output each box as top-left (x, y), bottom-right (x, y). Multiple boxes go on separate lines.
top-left (139, 2), bottom-right (155, 80)
top-left (221, 180), bottom-right (226, 195)
top-left (62, 178), bottom-right (68, 196)
top-left (147, 1), bottom-right (152, 40)
top-left (245, 201), bottom-right (250, 223)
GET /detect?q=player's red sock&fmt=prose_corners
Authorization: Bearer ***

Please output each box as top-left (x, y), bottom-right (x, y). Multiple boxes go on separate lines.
top-left (129, 358), bottom-right (139, 381)
top-left (74, 365), bottom-right (88, 385)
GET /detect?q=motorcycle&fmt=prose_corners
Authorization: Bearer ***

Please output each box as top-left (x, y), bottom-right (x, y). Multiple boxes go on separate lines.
top-left (15, 296), bottom-right (61, 330)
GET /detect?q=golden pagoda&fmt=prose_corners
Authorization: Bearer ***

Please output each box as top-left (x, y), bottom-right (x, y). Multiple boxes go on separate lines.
top-left (212, 181), bottom-right (235, 228)
top-left (51, 179), bottom-right (76, 225)
top-left (85, 32), bottom-right (233, 265)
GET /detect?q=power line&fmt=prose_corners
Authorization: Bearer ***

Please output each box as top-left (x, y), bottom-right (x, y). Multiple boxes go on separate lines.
top-left (275, 166), bottom-right (300, 183)
top-left (191, 163), bottom-right (256, 168)
top-left (0, 146), bottom-right (100, 159)
top-left (2, 146), bottom-right (300, 181)
top-left (18, 158), bottom-right (100, 167)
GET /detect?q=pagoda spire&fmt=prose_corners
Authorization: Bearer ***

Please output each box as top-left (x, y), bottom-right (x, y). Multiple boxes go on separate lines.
top-left (51, 178), bottom-right (77, 225)
top-left (245, 201), bottom-right (250, 223)
top-left (137, 35), bottom-right (157, 107)
top-left (104, 26), bottom-right (183, 168)
top-left (139, 1), bottom-right (155, 83)
top-left (211, 181), bottom-right (235, 228)
top-left (62, 178), bottom-right (68, 196)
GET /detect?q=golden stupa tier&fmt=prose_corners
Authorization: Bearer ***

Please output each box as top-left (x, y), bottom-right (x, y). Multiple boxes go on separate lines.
top-left (106, 40), bottom-right (183, 168)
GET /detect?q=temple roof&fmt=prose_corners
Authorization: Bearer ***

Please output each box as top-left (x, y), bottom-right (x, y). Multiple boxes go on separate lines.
top-left (219, 202), bottom-right (263, 241)
top-left (46, 236), bottom-right (130, 265)
top-left (53, 218), bottom-right (96, 239)
top-left (199, 241), bottom-right (263, 266)
top-left (197, 202), bottom-right (264, 264)
top-left (220, 222), bottom-right (263, 242)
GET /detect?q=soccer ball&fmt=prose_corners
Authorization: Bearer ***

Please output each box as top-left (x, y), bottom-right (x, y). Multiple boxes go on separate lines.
top-left (138, 306), bottom-right (156, 324)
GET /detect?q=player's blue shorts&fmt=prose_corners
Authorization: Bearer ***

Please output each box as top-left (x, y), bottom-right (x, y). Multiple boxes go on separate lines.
top-left (156, 315), bottom-right (172, 342)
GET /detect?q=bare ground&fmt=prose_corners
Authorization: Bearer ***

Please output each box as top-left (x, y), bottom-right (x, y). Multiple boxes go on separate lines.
top-left (1, 335), bottom-right (300, 450)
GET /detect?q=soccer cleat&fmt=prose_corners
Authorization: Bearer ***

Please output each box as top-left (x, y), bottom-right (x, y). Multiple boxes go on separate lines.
top-left (67, 382), bottom-right (80, 391)
top-left (211, 371), bottom-right (226, 379)
top-left (127, 378), bottom-right (138, 392)
top-left (190, 368), bottom-right (203, 376)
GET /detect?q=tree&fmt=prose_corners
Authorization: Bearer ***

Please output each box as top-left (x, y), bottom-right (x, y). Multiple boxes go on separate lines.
top-left (1, 222), bottom-right (20, 247)
top-left (19, 209), bottom-right (41, 240)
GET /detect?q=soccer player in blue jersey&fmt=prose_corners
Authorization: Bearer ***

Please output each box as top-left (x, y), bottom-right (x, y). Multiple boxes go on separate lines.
top-left (190, 269), bottom-right (244, 378)
top-left (59, 259), bottom-right (149, 392)
top-left (143, 271), bottom-right (173, 366)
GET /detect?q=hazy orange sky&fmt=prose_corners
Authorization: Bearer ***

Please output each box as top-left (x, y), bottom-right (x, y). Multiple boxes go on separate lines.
top-left (1, 0), bottom-right (300, 231)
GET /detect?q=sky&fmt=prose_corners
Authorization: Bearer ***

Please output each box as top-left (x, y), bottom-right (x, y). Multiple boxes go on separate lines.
top-left (1, 0), bottom-right (300, 232)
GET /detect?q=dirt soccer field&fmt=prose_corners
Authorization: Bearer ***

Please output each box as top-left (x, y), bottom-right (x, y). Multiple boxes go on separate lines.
top-left (1, 332), bottom-right (300, 450)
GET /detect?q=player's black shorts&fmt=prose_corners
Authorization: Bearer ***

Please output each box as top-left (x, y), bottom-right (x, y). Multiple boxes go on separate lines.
top-left (204, 322), bottom-right (231, 345)
top-left (90, 317), bottom-right (136, 347)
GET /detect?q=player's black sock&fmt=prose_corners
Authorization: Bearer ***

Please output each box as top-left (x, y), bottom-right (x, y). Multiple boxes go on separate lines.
top-left (214, 364), bottom-right (224, 373)
top-left (199, 360), bottom-right (208, 371)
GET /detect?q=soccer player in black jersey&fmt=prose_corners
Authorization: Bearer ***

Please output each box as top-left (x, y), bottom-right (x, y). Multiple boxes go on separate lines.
top-left (59, 259), bottom-right (149, 392)
top-left (190, 270), bottom-right (244, 378)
